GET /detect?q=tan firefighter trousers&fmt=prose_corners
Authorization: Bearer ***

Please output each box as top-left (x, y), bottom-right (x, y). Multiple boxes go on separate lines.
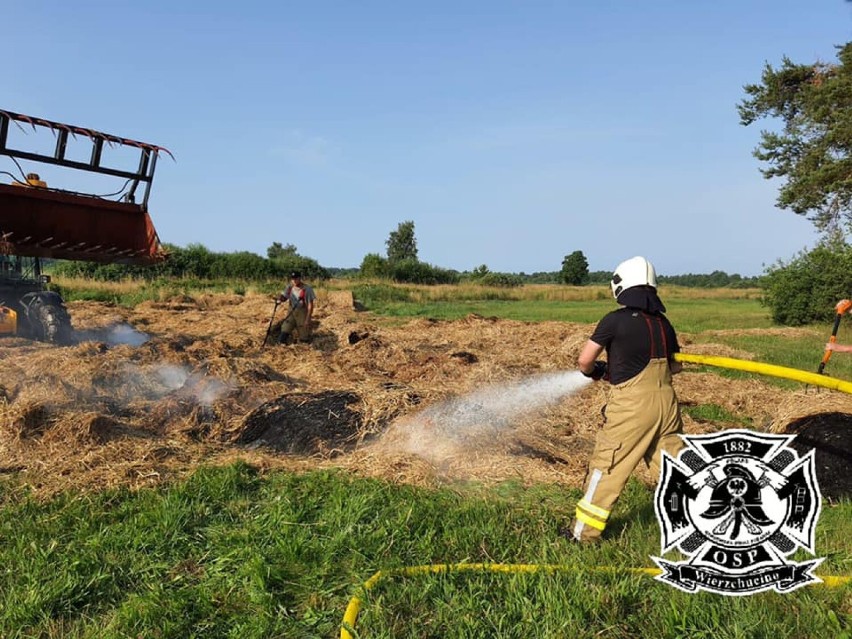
top-left (571, 358), bottom-right (684, 542)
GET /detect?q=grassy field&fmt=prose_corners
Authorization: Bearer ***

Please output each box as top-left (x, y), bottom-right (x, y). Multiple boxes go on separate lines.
top-left (5, 279), bottom-right (848, 638)
top-left (0, 465), bottom-right (849, 639)
top-left (346, 282), bottom-right (852, 382)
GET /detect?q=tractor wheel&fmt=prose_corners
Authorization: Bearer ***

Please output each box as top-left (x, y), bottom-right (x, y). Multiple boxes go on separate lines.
top-left (32, 301), bottom-right (72, 345)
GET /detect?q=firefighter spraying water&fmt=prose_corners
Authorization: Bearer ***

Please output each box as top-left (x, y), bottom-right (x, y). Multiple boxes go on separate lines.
top-left (566, 256), bottom-right (686, 543)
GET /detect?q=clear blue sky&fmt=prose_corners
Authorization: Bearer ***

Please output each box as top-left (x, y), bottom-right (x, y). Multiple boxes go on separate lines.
top-left (5, 1), bottom-right (852, 276)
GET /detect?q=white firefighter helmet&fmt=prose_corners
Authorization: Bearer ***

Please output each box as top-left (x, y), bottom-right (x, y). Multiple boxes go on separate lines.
top-left (611, 256), bottom-right (657, 299)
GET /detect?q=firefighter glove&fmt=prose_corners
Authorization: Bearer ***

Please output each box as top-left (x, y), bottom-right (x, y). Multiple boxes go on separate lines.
top-left (583, 361), bottom-right (608, 381)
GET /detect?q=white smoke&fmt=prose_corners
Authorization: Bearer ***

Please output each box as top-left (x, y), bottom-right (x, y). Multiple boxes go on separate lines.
top-left (155, 364), bottom-right (190, 391)
top-left (106, 324), bottom-right (150, 346)
top-left (195, 377), bottom-right (232, 406)
top-left (113, 362), bottom-right (232, 406)
top-left (74, 322), bottom-right (150, 347)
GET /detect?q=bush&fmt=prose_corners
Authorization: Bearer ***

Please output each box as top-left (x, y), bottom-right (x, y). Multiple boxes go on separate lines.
top-left (51, 243), bottom-right (330, 283)
top-left (477, 272), bottom-right (524, 287)
top-left (761, 242), bottom-right (852, 325)
top-left (359, 253), bottom-right (389, 279)
top-left (268, 255), bottom-right (330, 281)
top-left (388, 259), bottom-right (459, 285)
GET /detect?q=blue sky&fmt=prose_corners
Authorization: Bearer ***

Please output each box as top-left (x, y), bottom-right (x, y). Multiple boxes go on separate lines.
top-left (4, 1), bottom-right (852, 276)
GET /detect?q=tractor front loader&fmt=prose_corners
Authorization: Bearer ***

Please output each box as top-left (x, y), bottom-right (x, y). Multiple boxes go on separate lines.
top-left (0, 109), bottom-right (170, 344)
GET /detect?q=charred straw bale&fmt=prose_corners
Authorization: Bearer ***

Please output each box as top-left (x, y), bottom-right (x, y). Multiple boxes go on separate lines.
top-left (236, 390), bottom-right (363, 457)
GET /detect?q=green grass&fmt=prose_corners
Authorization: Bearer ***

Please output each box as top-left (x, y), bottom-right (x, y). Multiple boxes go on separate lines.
top-left (694, 327), bottom-right (852, 386)
top-left (681, 403), bottom-right (754, 427)
top-left (0, 465), bottom-right (848, 638)
top-left (358, 298), bottom-right (773, 333)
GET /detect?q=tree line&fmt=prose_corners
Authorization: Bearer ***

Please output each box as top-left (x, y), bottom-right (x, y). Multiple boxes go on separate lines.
top-left (50, 223), bottom-right (760, 289)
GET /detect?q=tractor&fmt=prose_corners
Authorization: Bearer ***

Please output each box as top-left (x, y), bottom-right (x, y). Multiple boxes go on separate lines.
top-left (0, 253), bottom-right (71, 343)
top-left (0, 109), bottom-right (170, 344)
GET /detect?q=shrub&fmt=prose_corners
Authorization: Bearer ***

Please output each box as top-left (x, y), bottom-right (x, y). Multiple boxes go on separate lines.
top-left (388, 259), bottom-right (460, 285)
top-left (761, 242), bottom-right (852, 325)
top-left (359, 253), bottom-right (389, 279)
top-left (477, 272), bottom-right (524, 287)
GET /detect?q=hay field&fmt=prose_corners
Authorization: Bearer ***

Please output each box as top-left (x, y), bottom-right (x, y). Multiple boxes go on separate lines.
top-left (0, 289), bottom-right (848, 499)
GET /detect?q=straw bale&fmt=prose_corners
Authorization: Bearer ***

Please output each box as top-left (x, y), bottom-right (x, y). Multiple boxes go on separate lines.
top-left (325, 290), bottom-right (355, 309)
top-left (766, 392), bottom-right (852, 433)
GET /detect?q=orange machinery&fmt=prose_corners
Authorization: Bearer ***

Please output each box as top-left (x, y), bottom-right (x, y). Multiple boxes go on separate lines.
top-left (0, 109), bottom-right (171, 265)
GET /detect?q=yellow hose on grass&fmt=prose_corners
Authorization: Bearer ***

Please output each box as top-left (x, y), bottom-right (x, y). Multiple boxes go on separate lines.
top-left (340, 563), bottom-right (849, 638)
top-left (339, 355), bottom-right (850, 637)
top-left (673, 353), bottom-right (852, 395)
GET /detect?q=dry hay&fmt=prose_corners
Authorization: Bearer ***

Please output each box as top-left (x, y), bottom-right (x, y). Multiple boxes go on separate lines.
top-left (0, 291), bottom-right (849, 501)
top-left (325, 290), bottom-right (355, 310)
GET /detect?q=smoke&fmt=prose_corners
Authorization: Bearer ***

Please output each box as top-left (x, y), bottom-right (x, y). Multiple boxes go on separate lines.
top-left (104, 362), bottom-right (233, 407)
top-left (155, 364), bottom-right (190, 391)
top-left (105, 323), bottom-right (150, 346)
top-left (194, 377), bottom-right (232, 407)
top-left (392, 370), bottom-right (592, 464)
top-left (74, 322), bottom-right (151, 347)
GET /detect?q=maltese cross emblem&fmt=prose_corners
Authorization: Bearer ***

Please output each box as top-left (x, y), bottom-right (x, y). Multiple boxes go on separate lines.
top-left (653, 430), bottom-right (823, 595)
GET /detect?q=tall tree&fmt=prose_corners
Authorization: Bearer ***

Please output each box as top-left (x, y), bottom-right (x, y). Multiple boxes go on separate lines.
top-left (561, 250), bottom-right (589, 285)
top-left (738, 43), bottom-right (852, 235)
top-left (267, 242), bottom-right (298, 260)
top-left (386, 220), bottom-right (418, 263)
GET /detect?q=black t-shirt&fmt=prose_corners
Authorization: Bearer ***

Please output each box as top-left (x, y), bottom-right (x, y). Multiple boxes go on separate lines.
top-left (590, 307), bottom-right (680, 385)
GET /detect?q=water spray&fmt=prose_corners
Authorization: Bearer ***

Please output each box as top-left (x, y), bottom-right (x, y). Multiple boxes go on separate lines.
top-left (394, 370), bottom-right (592, 464)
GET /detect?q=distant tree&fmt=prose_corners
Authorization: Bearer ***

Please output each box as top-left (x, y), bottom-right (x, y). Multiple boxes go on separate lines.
top-left (561, 250), bottom-right (590, 285)
top-left (386, 221), bottom-right (418, 263)
top-left (267, 242), bottom-right (298, 260)
top-left (470, 264), bottom-right (490, 279)
top-left (588, 270), bottom-right (612, 284)
top-left (359, 253), bottom-right (389, 278)
top-left (739, 43), bottom-right (852, 235)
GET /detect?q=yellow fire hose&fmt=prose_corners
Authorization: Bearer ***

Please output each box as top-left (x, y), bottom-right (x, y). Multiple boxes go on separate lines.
top-left (341, 354), bottom-right (851, 637)
top-left (673, 353), bottom-right (852, 394)
top-left (340, 563), bottom-right (850, 638)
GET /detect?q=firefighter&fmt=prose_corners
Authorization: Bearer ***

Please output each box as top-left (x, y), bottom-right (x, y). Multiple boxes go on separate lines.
top-left (277, 271), bottom-right (316, 344)
top-left (564, 256), bottom-right (684, 543)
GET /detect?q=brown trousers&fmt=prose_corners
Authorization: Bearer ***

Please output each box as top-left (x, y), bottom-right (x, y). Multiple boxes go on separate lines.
top-left (571, 358), bottom-right (684, 541)
top-left (281, 306), bottom-right (312, 342)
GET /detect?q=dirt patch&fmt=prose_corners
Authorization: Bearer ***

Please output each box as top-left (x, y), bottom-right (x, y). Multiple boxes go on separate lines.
top-left (784, 412), bottom-right (852, 502)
